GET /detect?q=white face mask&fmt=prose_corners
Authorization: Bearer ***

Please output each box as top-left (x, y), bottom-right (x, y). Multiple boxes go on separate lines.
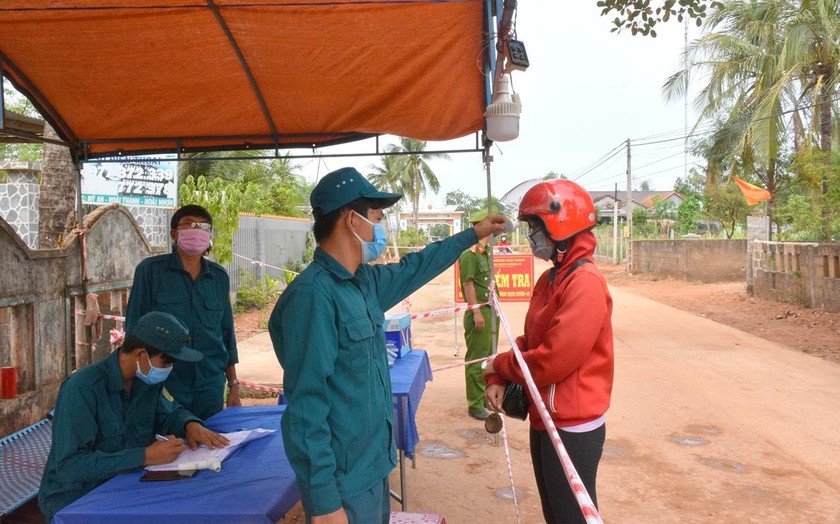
top-left (349, 212), bottom-right (388, 263)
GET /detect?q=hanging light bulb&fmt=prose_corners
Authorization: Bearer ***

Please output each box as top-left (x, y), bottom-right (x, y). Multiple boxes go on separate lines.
top-left (485, 73), bottom-right (521, 142)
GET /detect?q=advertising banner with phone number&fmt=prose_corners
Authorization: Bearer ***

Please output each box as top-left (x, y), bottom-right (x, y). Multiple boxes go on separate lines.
top-left (454, 253), bottom-right (534, 303)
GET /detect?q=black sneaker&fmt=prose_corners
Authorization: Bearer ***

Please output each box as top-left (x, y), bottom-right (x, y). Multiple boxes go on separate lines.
top-left (469, 408), bottom-right (490, 421)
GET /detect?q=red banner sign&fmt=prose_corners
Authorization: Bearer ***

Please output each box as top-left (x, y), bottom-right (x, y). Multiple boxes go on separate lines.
top-left (454, 254), bottom-right (534, 303)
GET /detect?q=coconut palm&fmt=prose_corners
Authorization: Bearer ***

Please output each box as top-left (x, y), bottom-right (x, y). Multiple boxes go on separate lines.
top-left (778, 0), bottom-right (840, 192)
top-left (369, 153), bottom-right (410, 258)
top-left (386, 138), bottom-right (449, 228)
top-left (663, 0), bottom-right (790, 202)
top-left (665, 0), bottom-right (840, 203)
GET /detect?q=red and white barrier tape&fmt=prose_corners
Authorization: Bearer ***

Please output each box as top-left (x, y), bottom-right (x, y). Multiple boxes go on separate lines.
top-left (233, 253), bottom-right (300, 275)
top-left (430, 355), bottom-right (492, 373)
top-left (410, 302), bottom-right (488, 320)
top-left (490, 290), bottom-right (603, 523)
top-left (75, 309), bottom-right (126, 322)
top-left (239, 379), bottom-right (283, 394)
top-left (110, 329), bottom-right (125, 346)
top-left (500, 415), bottom-right (522, 524)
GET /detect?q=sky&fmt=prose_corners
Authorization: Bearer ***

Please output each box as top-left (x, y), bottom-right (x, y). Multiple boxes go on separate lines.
top-left (291, 3), bottom-right (704, 208)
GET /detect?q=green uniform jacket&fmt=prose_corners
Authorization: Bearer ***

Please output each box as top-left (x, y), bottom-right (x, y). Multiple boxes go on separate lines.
top-left (125, 252), bottom-right (237, 411)
top-left (269, 228), bottom-right (478, 516)
top-left (38, 351), bottom-right (200, 520)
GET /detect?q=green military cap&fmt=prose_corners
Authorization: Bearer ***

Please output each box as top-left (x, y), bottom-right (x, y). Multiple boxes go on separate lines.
top-left (310, 167), bottom-right (402, 215)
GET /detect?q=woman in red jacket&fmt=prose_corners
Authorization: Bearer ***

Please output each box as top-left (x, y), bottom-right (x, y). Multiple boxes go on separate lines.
top-left (483, 179), bottom-right (614, 524)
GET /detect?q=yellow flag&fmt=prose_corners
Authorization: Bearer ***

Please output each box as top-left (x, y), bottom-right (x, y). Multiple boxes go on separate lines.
top-left (734, 177), bottom-right (771, 205)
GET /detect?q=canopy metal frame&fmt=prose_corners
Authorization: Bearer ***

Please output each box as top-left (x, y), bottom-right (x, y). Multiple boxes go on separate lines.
top-left (1, 0), bottom-right (507, 161)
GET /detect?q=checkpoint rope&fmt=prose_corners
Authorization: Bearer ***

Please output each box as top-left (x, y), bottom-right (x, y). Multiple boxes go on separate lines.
top-left (74, 310), bottom-right (125, 345)
top-left (500, 415), bottom-right (522, 524)
top-left (75, 309), bottom-right (125, 322)
top-left (233, 253), bottom-right (300, 276)
top-left (424, 292), bottom-right (524, 523)
top-left (409, 302), bottom-right (488, 320)
top-left (238, 379), bottom-right (283, 394)
top-left (73, 301), bottom-right (486, 326)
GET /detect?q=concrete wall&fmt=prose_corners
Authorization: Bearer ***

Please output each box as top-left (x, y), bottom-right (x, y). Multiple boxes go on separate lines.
top-left (752, 241), bottom-right (840, 312)
top-left (632, 239), bottom-right (747, 283)
top-left (0, 207), bottom-right (311, 436)
top-left (224, 214), bottom-right (312, 294)
top-left (0, 205), bottom-right (163, 436)
top-left (630, 239), bottom-right (840, 312)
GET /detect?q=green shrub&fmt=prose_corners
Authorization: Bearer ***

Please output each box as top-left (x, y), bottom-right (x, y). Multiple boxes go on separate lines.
top-left (235, 270), bottom-right (282, 313)
top-left (397, 228), bottom-right (429, 247)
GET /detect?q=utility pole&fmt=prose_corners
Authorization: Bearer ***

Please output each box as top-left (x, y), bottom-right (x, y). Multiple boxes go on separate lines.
top-left (613, 183), bottom-right (619, 264)
top-left (483, 146), bottom-right (498, 358)
top-left (684, 16), bottom-right (689, 182)
top-left (625, 138), bottom-right (632, 273)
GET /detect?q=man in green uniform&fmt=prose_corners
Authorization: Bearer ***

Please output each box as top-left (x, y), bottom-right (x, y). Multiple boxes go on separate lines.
top-left (125, 205), bottom-right (240, 420)
top-left (269, 167), bottom-right (505, 524)
top-left (458, 210), bottom-right (500, 420)
top-left (38, 311), bottom-right (229, 521)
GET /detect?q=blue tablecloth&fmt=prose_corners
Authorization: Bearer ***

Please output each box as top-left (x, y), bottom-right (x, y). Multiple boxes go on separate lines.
top-left (390, 350), bottom-right (432, 459)
top-left (54, 406), bottom-right (299, 524)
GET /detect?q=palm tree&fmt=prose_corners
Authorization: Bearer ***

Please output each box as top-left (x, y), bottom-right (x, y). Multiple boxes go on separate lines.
top-left (369, 153), bottom-right (410, 258)
top-left (778, 0), bottom-right (840, 193)
top-left (666, 0), bottom-right (840, 207)
top-left (386, 138), bottom-right (449, 228)
top-left (663, 0), bottom-right (789, 202)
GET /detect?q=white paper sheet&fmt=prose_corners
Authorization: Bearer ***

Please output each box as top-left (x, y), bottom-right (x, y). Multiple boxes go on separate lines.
top-left (145, 428), bottom-right (276, 472)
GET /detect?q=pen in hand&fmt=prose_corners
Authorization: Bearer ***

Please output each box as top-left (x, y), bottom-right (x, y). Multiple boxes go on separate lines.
top-left (155, 434), bottom-right (169, 442)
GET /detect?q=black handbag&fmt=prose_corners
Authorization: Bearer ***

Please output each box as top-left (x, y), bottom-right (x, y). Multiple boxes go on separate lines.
top-left (501, 382), bottom-right (529, 421)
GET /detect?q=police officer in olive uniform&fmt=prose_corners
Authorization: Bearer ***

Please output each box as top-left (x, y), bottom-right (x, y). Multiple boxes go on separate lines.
top-left (458, 209), bottom-right (500, 420)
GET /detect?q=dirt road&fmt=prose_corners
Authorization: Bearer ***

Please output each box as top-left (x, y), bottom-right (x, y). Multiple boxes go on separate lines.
top-left (240, 261), bottom-right (840, 523)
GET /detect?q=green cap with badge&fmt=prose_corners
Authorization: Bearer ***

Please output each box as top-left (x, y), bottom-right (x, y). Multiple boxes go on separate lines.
top-left (310, 167), bottom-right (402, 215)
top-left (131, 312), bottom-right (203, 362)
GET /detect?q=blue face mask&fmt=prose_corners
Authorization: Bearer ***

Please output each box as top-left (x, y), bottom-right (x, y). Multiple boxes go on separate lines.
top-left (352, 212), bottom-right (388, 263)
top-left (136, 352), bottom-right (173, 385)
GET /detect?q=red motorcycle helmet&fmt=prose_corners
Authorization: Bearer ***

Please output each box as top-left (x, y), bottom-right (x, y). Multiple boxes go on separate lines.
top-left (518, 179), bottom-right (597, 242)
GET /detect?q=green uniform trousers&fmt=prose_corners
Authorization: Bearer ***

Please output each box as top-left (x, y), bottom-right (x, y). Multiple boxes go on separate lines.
top-left (464, 306), bottom-right (499, 412)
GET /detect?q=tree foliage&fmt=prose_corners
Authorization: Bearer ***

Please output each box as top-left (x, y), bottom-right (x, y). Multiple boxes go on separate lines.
top-left (598, 0), bottom-right (724, 37)
top-left (705, 179), bottom-right (749, 239)
top-left (444, 189), bottom-right (479, 210)
top-left (674, 169), bottom-right (706, 199)
top-left (1, 85), bottom-right (43, 162)
top-left (178, 152), bottom-right (308, 218)
top-left (676, 194), bottom-right (702, 234)
top-left (178, 175), bottom-right (244, 264)
top-left (774, 147), bottom-right (840, 241)
top-left (663, 0), bottom-right (840, 241)
top-left (382, 138), bottom-right (448, 228)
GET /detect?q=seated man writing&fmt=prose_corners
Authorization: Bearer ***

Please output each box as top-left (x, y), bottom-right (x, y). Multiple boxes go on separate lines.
top-left (38, 311), bottom-right (229, 521)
